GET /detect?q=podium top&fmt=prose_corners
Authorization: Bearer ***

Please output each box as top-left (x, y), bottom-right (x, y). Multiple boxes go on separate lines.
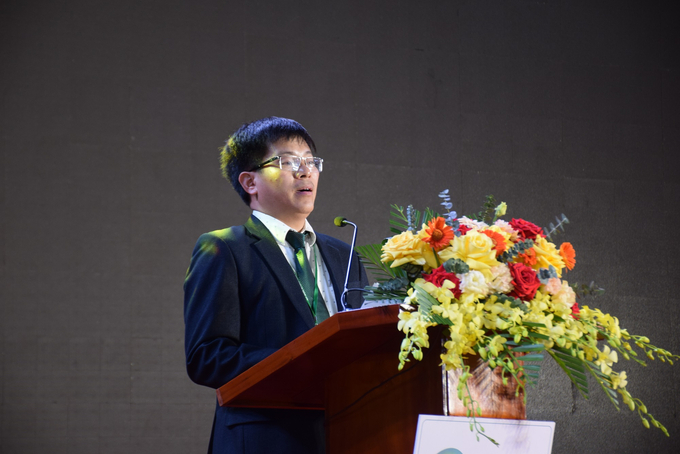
top-left (216, 305), bottom-right (401, 410)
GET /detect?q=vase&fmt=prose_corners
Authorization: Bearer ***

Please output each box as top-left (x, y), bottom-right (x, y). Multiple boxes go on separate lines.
top-left (444, 354), bottom-right (526, 420)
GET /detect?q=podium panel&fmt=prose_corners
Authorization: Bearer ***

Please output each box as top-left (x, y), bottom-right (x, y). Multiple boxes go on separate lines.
top-left (217, 305), bottom-right (445, 453)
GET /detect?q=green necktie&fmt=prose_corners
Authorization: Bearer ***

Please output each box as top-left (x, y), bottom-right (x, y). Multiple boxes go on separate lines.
top-left (285, 230), bottom-right (329, 323)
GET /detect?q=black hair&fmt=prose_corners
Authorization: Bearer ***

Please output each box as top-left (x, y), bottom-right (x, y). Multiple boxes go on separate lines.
top-left (219, 117), bottom-right (316, 205)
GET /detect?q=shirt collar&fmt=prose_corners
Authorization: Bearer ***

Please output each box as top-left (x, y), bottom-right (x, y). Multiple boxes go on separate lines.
top-left (252, 211), bottom-right (317, 246)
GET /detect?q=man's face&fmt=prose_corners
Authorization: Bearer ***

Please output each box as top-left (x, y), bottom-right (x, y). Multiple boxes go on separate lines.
top-left (245, 137), bottom-right (319, 230)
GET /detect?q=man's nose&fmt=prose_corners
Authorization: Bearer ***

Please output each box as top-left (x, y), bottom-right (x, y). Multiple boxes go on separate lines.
top-left (295, 162), bottom-right (312, 177)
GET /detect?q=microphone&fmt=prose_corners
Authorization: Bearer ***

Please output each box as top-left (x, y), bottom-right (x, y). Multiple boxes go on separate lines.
top-left (333, 216), bottom-right (349, 227)
top-left (334, 216), bottom-right (358, 311)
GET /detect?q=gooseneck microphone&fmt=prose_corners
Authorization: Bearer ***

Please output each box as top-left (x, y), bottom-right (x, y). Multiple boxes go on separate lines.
top-left (334, 216), bottom-right (359, 311)
top-left (333, 216), bottom-right (350, 228)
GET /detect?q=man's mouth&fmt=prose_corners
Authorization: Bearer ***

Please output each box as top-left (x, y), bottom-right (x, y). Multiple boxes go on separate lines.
top-left (297, 187), bottom-right (313, 193)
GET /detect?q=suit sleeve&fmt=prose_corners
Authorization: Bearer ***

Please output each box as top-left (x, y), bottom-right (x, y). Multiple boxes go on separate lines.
top-left (183, 232), bottom-right (277, 389)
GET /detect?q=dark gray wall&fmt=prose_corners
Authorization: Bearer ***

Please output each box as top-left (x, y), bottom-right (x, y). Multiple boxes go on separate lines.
top-left (1, 0), bottom-right (678, 453)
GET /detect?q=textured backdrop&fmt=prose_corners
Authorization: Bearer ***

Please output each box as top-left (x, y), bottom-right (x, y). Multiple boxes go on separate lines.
top-left (1, 0), bottom-right (678, 453)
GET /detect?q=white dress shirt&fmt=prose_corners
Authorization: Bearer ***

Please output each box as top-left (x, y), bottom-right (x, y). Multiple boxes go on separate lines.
top-left (252, 211), bottom-right (338, 317)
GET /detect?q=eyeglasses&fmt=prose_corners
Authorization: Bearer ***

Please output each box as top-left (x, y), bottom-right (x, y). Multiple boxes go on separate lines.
top-left (250, 155), bottom-right (324, 173)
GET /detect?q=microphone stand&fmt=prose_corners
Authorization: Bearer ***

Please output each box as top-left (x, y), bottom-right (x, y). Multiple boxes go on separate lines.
top-left (334, 216), bottom-right (360, 312)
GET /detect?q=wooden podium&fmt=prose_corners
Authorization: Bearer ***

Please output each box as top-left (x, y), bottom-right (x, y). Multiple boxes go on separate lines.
top-left (216, 305), bottom-right (444, 453)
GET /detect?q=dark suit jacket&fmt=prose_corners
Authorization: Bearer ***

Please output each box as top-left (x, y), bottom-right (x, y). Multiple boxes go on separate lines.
top-left (184, 215), bottom-right (368, 453)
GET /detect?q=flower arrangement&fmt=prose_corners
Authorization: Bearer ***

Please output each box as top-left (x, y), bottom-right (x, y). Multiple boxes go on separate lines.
top-left (357, 192), bottom-right (678, 444)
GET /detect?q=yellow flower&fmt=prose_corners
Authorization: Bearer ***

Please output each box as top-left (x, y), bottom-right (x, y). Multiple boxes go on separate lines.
top-left (397, 309), bottom-right (435, 370)
top-left (495, 202), bottom-right (507, 217)
top-left (439, 230), bottom-right (499, 278)
top-left (417, 278), bottom-right (457, 306)
top-left (596, 345), bottom-right (619, 374)
top-left (580, 307), bottom-right (622, 339)
top-left (610, 371), bottom-right (628, 389)
top-left (488, 335), bottom-right (507, 356)
top-left (533, 236), bottom-right (566, 275)
top-left (382, 230), bottom-right (434, 268)
top-left (467, 321), bottom-right (485, 343)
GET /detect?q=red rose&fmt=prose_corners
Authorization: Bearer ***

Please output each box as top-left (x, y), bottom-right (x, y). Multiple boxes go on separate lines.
top-left (423, 265), bottom-right (462, 298)
top-left (508, 262), bottom-right (541, 301)
top-left (509, 218), bottom-right (544, 241)
top-left (457, 223), bottom-right (471, 235)
top-left (571, 302), bottom-right (580, 319)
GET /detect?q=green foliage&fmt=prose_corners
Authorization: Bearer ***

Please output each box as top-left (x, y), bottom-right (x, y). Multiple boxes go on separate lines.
top-left (438, 189), bottom-right (457, 224)
top-left (570, 281), bottom-right (605, 299)
top-left (401, 262), bottom-right (425, 281)
top-left (549, 346), bottom-right (590, 399)
top-left (356, 243), bottom-right (399, 282)
top-left (543, 214), bottom-right (569, 241)
top-left (412, 284), bottom-right (452, 325)
top-left (493, 329), bottom-right (547, 392)
top-left (362, 278), bottom-right (410, 301)
top-left (459, 375), bottom-right (499, 447)
top-left (495, 294), bottom-right (530, 313)
top-left (470, 194), bottom-right (497, 224)
top-left (389, 204), bottom-right (439, 235)
top-left (379, 277), bottom-right (410, 291)
top-left (498, 239), bottom-right (535, 262)
top-left (442, 258), bottom-right (469, 274)
top-left (356, 243), bottom-right (411, 301)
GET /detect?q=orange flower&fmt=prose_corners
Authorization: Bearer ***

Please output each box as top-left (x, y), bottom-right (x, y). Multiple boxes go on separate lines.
top-left (559, 242), bottom-right (576, 270)
top-left (422, 217), bottom-right (454, 251)
top-left (480, 229), bottom-right (507, 256)
top-left (516, 248), bottom-right (537, 267)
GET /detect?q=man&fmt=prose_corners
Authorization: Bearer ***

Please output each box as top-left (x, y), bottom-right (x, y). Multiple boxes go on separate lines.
top-left (184, 117), bottom-right (368, 453)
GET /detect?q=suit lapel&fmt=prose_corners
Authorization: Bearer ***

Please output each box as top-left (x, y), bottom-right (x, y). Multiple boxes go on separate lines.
top-left (244, 216), bottom-right (315, 327)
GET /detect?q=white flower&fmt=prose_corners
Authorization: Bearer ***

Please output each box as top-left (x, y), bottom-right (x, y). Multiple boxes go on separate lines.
top-left (458, 216), bottom-right (489, 230)
top-left (488, 264), bottom-right (514, 293)
top-left (459, 270), bottom-right (490, 302)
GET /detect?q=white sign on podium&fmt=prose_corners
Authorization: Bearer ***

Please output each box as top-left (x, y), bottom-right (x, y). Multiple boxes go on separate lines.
top-left (413, 415), bottom-right (555, 454)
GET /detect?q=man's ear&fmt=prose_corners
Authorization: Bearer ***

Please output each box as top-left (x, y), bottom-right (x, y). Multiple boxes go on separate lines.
top-left (238, 171), bottom-right (257, 196)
